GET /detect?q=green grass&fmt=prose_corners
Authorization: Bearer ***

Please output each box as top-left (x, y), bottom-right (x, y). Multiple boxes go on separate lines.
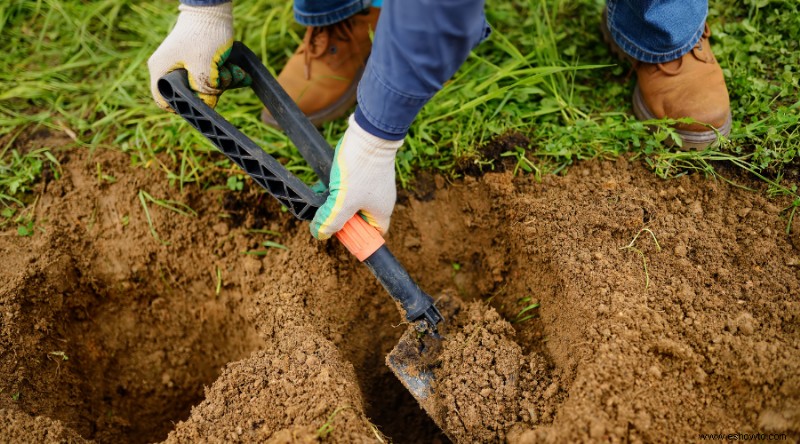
top-left (512, 296), bottom-right (541, 324)
top-left (0, 0), bottom-right (798, 225)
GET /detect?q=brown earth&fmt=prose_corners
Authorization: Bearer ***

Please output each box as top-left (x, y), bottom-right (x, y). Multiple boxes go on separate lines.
top-left (1, 137), bottom-right (798, 443)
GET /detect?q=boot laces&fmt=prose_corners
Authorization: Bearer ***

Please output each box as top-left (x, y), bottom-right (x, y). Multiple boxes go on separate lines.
top-left (300, 18), bottom-right (363, 79)
top-left (655, 23), bottom-right (712, 76)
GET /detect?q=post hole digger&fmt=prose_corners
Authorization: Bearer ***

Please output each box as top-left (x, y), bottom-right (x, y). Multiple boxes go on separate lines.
top-left (158, 41), bottom-right (454, 432)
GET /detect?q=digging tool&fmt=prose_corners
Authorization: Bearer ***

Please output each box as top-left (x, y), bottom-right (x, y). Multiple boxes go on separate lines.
top-left (158, 42), bottom-right (447, 420)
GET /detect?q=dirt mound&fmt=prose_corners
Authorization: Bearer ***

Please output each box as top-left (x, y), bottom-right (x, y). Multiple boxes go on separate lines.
top-left (498, 159), bottom-right (800, 442)
top-left (165, 326), bottom-right (377, 443)
top-left (0, 408), bottom-right (87, 444)
top-left (1, 140), bottom-right (798, 443)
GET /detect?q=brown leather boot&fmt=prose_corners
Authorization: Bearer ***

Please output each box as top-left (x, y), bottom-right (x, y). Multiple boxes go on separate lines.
top-left (603, 18), bottom-right (732, 149)
top-left (262, 7), bottom-right (380, 128)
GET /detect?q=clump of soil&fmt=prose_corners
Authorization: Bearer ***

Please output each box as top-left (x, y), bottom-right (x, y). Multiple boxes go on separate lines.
top-left (0, 408), bottom-right (87, 444)
top-left (424, 299), bottom-right (555, 442)
top-left (1, 138), bottom-right (798, 443)
top-left (165, 326), bottom-right (377, 443)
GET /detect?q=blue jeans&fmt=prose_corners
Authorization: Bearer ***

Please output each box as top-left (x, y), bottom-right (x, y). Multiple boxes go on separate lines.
top-left (606, 0), bottom-right (708, 64)
top-left (353, 0), bottom-right (708, 139)
top-left (293, 0), bottom-right (382, 26)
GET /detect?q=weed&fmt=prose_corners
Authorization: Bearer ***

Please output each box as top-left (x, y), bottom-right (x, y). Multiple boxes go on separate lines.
top-left (316, 406), bottom-right (352, 439)
top-left (138, 190), bottom-right (196, 245)
top-left (16, 218), bottom-right (34, 237)
top-left (0, 147), bottom-right (60, 206)
top-left (48, 351), bottom-right (69, 361)
top-left (512, 296), bottom-right (541, 323)
top-left (226, 175), bottom-right (244, 191)
top-left (620, 228), bottom-right (662, 291)
top-left (215, 266), bottom-right (222, 295)
top-left (11, 392), bottom-right (20, 401)
top-left (241, 239), bottom-right (289, 256)
top-left (96, 162), bottom-right (116, 184)
top-left (47, 351), bottom-right (69, 375)
top-left (368, 423), bottom-right (386, 443)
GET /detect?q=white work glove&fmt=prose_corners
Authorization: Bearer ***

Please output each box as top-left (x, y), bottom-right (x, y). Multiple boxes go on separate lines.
top-left (148, 2), bottom-right (248, 111)
top-left (310, 114), bottom-right (404, 240)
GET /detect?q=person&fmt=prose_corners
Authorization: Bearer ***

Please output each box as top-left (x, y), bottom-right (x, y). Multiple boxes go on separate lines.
top-left (148, 0), bottom-right (730, 242)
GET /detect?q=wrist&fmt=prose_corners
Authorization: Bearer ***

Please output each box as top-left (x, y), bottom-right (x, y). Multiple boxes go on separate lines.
top-left (347, 114), bottom-right (404, 155)
top-left (178, 1), bottom-right (233, 20)
top-left (181, 0), bottom-right (230, 6)
top-left (354, 106), bottom-right (407, 141)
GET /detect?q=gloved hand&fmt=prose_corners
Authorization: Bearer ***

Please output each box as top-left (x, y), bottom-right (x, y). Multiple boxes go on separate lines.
top-left (311, 114), bottom-right (404, 240)
top-left (148, 2), bottom-right (249, 111)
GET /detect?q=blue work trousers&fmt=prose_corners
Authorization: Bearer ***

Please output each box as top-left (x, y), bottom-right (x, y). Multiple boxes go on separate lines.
top-left (355, 0), bottom-right (707, 139)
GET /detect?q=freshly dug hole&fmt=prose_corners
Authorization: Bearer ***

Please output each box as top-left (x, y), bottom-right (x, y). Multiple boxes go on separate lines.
top-left (0, 235), bottom-right (263, 443)
top-left (2, 144), bottom-right (799, 443)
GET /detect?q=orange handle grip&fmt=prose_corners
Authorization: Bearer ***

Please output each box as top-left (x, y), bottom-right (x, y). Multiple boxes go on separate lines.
top-left (335, 215), bottom-right (386, 262)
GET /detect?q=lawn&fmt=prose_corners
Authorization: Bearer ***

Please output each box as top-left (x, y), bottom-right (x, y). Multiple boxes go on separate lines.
top-left (1, 0), bottom-right (798, 228)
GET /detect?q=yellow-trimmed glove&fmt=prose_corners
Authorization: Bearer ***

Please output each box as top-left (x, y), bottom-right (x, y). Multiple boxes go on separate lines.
top-left (148, 2), bottom-right (249, 111)
top-left (310, 114), bottom-right (404, 240)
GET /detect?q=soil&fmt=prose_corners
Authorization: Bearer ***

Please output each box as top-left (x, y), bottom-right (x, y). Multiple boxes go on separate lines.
top-left (1, 136), bottom-right (798, 443)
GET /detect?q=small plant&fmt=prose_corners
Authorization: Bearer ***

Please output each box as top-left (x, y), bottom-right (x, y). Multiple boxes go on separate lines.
top-left (501, 146), bottom-right (541, 178)
top-left (513, 296), bottom-right (541, 323)
top-left (96, 162), bottom-right (116, 184)
top-left (11, 392), bottom-right (20, 401)
top-left (47, 351), bottom-right (69, 374)
top-left (16, 217), bottom-right (34, 237)
top-left (138, 190), bottom-right (197, 245)
top-left (316, 406), bottom-right (351, 439)
top-left (226, 175), bottom-right (244, 191)
top-left (620, 228), bottom-right (662, 291)
top-left (241, 240), bottom-right (289, 256)
top-left (48, 351), bottom-right (69, 361)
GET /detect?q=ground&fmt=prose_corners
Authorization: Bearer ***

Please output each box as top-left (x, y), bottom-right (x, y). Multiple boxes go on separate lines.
top-left (1, 137), bottom-right (798, 443)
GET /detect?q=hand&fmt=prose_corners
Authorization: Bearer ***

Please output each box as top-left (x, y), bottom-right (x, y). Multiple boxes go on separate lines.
top-left (147, 2), bottom-right (249, 111)
top-left (311, 115), bottom-right (404, 240)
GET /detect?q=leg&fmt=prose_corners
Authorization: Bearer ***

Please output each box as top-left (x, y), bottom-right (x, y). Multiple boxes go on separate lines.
top-left (604, 0), bottom-right (731, 148)
top-left (356, 0), bottom-right (490, 139)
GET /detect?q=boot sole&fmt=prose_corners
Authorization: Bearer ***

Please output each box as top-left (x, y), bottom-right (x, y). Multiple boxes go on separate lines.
top-left (633, 85), bottom-right (732, 149)
top-left (601, 8), bottom-right (731, 149)
top-left (261, 66), bottom-right (363, 129)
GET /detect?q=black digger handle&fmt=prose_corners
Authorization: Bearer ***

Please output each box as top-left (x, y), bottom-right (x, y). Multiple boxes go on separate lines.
top-left (226, 41), bottom-right (333, 183)
top-left (158, 69), bottom-right (326, 221)
top-left (365, 246), bottom-right (444, 333)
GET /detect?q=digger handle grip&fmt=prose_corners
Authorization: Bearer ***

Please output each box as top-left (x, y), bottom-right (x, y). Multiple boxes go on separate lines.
top-left (334, 215), bottom-right (385, 261)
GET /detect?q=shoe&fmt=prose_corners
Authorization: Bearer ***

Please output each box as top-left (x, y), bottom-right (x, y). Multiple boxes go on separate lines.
top-left (262, 7), bottom-right (380, 128)
top-left (602, 14), bottom-right (732, 149)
